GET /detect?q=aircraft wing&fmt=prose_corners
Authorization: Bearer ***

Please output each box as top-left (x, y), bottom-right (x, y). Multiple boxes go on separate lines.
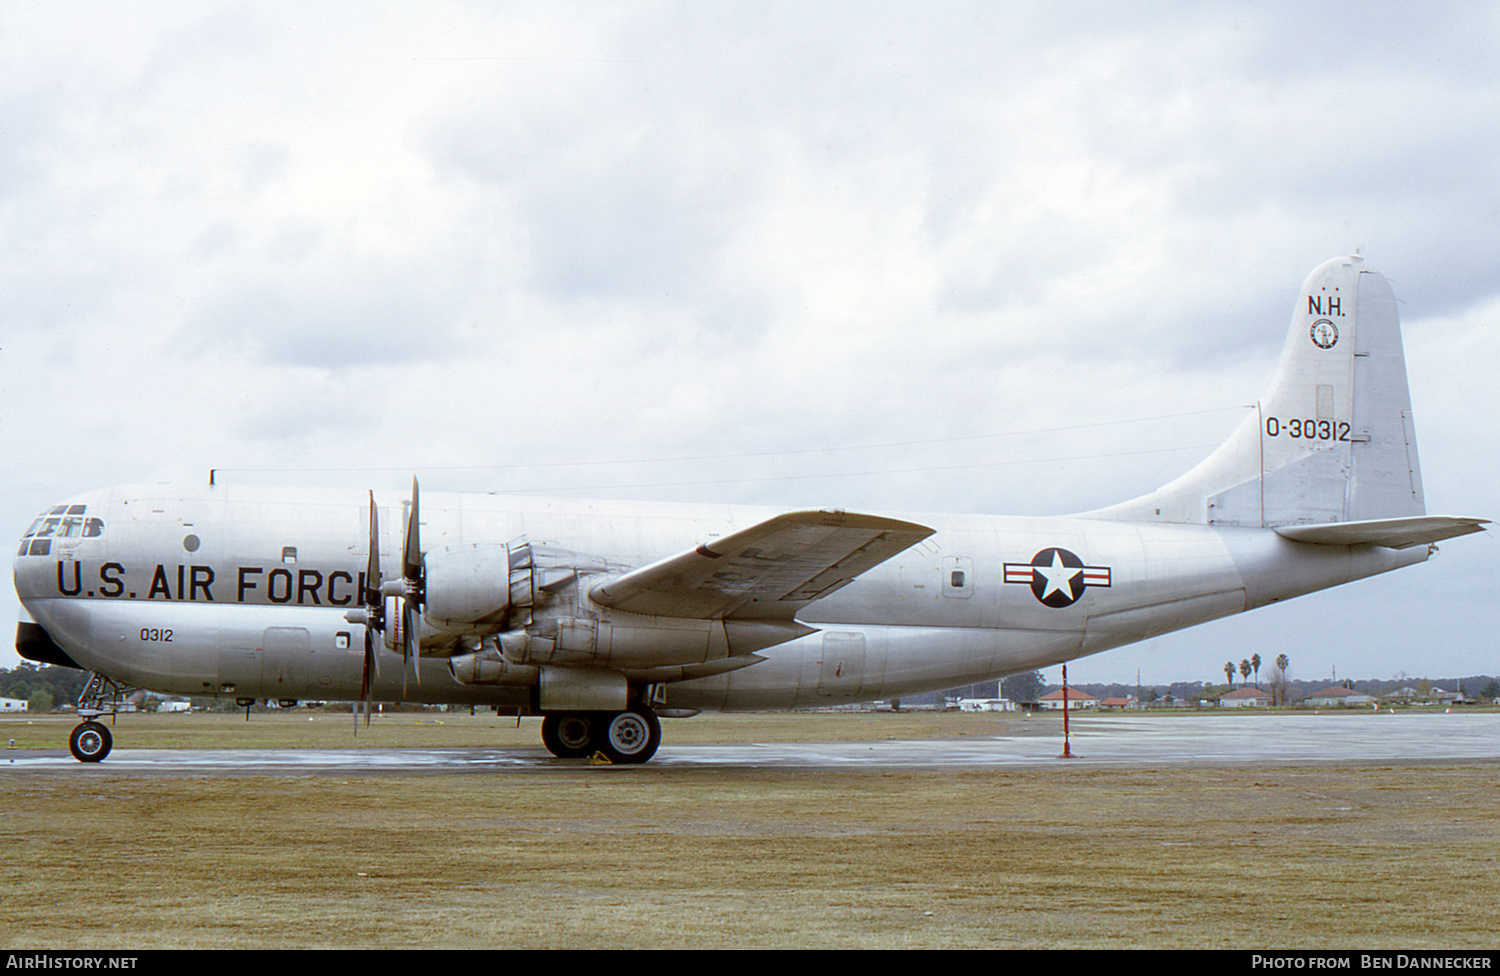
top-left (589, 509), bottom-right (935, 620)
top-left (1275, 515), bottom-right (1489, 549)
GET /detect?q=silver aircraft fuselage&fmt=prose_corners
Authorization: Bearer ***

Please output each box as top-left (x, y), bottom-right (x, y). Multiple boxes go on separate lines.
top-left (13, 482), bottom-right (1425, 711)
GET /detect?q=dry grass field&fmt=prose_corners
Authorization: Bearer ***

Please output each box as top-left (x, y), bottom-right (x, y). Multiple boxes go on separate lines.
top-left (2, 710), bottom-right (1497, 949)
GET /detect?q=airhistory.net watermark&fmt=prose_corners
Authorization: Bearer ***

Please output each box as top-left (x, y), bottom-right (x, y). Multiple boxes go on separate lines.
top-left (6, 957), bottom-right (138, 970)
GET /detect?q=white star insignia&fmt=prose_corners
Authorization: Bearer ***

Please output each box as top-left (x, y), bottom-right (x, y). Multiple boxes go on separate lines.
top-left (1034, 550), bottom-right (1081, 601)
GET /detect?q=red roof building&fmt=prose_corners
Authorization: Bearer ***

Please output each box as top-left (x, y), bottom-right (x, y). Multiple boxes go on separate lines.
top-left (1220, 687), bottom-right (1274, 707)
top-left (1039, 688), bottom-right (1098, 711)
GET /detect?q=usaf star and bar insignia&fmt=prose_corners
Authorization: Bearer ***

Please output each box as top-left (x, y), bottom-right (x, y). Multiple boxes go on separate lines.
top-left (1003, 547), bottom-right (1111, 608)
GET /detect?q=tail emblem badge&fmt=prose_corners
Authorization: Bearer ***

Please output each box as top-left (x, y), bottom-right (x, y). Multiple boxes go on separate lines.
top-left (1310, 318), bottom-right (1339, 349)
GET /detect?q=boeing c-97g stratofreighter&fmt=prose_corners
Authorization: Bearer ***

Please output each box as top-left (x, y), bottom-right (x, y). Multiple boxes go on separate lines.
top-left (14, 256), bottom-right (1489, 763)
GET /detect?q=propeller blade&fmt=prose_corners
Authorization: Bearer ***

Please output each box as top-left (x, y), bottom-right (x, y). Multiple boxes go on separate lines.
top-left (402, 477), bottom-right (422, 585)
top-left (404, 601), bottom-right (421, 688)
top-left (361, 628), bottom-right (374, 688)
top-left (398, 477), bottom-right (424, 696)
top-left (365, 490), bottom-right (382, 609)
top-left (362, 628), bottom-right (375, 729)
top-left (353, 491), bottom-right (383, 734)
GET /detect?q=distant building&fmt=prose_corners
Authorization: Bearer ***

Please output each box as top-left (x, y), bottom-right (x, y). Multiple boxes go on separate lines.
top-left (1098, 696), bottom-right (1138, 710)
top-left (1383, 686), bottom-right (1475, 706)
top-left (1219, 687), bottom-right (1274, 707)
top-left (958, 698), bottom-right (1017, 712)
top-left (0, 697), bottom-right (25, 713)
top-left (1039, 688), bottom-right (1098, 711)
top-left (1302, 686), bottom-right (1375, 707)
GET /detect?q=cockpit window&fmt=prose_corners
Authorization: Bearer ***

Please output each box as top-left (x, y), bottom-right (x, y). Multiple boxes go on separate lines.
top-left (17, 505), bottom-right (104, 556)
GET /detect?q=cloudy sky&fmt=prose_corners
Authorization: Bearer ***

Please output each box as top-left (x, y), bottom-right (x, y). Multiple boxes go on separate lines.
top-left (3, 1), bottom-right (1497, 687)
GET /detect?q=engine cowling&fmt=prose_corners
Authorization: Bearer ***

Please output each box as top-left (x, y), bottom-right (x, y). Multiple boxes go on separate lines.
top-left (421, 544), bottom-right (514, 632)
top-left (418, 542), bottom-right (600, 642)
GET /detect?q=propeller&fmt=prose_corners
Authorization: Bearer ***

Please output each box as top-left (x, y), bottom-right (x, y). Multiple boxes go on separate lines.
top-left (344, 479), bottom-right (426, 725)
top-left (378, 477), bottom-right (425, 695)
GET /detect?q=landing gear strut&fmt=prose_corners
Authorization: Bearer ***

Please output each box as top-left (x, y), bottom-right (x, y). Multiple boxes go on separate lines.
top-left (540, 706), bottom-right (662, 764)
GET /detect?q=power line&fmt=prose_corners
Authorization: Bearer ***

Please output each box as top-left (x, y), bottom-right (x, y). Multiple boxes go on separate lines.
top-left (212, 405), bottom-right (1245, 477)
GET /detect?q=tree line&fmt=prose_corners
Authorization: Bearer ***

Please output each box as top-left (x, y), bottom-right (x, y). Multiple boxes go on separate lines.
top-left (5, 661), bottom-right (1497, 712)
top-left (0, 663), bottom-right (90, 712)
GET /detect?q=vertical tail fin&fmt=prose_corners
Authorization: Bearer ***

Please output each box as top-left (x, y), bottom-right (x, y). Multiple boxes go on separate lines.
top-left (1085, 255), bottom-right (1425, 526)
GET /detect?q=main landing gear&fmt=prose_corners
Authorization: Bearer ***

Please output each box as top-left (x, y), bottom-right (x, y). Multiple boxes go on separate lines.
top-left (540, 706), bottom-right (661, 764)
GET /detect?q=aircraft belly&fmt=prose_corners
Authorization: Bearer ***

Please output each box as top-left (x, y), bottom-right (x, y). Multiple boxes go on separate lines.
top-left (665, 625), bottom-right (1067, 710)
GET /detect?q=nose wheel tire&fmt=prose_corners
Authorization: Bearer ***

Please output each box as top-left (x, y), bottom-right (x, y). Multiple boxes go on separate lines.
top-left (598, 707), bottom-right (661, 764)
top-left (69, 721), bottom-right (112, 763)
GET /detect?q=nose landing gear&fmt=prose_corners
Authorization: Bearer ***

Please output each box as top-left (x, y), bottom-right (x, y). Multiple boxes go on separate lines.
top-left (66, 672), bottom-right (136, 764)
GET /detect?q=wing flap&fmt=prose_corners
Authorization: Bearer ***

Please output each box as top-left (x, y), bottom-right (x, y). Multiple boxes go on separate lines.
top-left (590, 510), bottom-right (935, 619)
top-left (1275, 515), bottom-right (1489, 549)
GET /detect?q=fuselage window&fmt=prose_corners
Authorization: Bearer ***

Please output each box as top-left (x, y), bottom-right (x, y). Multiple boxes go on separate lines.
top-left (18, 506), bottom-right (104, 554)
top-left (942, 556), bottom-right (974, 599)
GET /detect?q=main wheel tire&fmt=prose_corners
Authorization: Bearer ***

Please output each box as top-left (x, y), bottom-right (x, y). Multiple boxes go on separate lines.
top-left (598, 707), bottom-right (661, 764)
top-left (541, 712), bottom-right (596, 758)
top-left (69, 721), bottom-right (112, 763)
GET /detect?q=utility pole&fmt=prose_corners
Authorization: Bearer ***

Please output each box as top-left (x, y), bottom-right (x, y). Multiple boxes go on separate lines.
top-left (1059, 664), bottom-right (1076, 759)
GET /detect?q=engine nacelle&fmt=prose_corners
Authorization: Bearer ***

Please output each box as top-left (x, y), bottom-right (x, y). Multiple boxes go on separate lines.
top-left (421, 544), bottom-right (514, 631)
top-left (499, 615), bottom-right (811, 670)
top-left (419, 544), bottom-right (809, 670)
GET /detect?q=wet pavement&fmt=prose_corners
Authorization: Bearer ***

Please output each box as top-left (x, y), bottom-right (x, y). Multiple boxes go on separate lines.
top-left (3, 711), bottom-right (1496, 774)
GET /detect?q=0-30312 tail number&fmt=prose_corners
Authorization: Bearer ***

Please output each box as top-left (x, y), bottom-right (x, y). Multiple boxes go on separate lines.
top-left (1265, 417), bottom-right (1350, 441)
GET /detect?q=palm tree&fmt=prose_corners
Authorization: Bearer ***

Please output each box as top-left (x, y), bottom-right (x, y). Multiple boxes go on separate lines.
top-left (1251, 653), bottom-right (1262, 688)
top-left (1224, 661), bottom-right (1235, 689)
top-left (1240, 659), bottom-right (1252, 685)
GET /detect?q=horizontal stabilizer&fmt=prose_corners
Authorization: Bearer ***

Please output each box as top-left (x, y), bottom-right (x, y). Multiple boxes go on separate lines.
top-left (591, 509), bottom-right (935, 619)
top-left (1275, 516), bottom-right (1489, 549)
